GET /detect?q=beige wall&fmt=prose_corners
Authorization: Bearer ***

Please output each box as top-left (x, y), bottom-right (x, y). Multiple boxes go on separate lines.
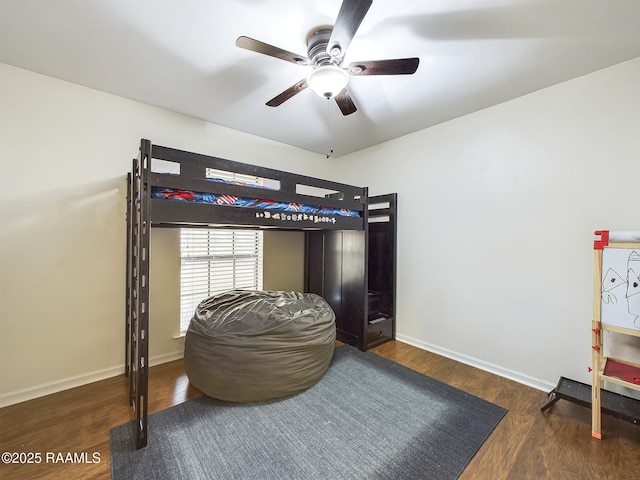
top-left (339, 58), bottom-right (640, 395)
top-left (0, 63), bottom-right (334, 406)
top-left (263, 231), bottom-right (305, 292)
top-left (3, 57), bottom-right (639, 406)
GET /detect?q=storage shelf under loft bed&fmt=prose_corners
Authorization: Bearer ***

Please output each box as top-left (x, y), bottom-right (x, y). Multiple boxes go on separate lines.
top-left (364, 193), bottom-right (397, 349)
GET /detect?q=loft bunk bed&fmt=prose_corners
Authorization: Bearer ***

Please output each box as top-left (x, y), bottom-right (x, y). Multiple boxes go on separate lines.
top-left (125, 139), bottom-right (370, 448)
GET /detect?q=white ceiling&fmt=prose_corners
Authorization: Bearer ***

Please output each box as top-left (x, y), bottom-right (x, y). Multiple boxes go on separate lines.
top-left (2, 0), bottom-right (640, 157)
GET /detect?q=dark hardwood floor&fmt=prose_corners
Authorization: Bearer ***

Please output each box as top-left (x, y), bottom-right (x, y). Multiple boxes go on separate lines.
top-left (1, 340), bottom-right (638, 479)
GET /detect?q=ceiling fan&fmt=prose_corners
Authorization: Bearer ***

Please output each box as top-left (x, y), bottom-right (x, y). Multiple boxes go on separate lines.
top-left (236, 0), bottom-right (419, 116)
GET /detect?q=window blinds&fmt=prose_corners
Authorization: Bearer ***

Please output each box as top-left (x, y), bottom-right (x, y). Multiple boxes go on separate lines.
top-left (179, 168), bottom-right (264, 332)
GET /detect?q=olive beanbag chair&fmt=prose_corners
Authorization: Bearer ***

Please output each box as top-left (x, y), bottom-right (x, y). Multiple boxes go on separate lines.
top-left (184, 290), bottom-right (336, 402)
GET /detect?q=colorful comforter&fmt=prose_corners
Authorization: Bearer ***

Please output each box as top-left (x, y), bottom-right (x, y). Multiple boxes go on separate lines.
top-left (150, 186), bottom-right (360, 218)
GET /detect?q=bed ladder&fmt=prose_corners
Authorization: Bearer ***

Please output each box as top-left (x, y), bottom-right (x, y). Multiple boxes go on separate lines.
top-left (126, 140), bottom-right (151, 449)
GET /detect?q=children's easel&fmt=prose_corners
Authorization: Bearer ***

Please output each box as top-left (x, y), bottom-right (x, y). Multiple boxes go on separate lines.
top-left (591, 230), bottom-right (640, 439)
top-left (541, 231), bottom-right (640, 435)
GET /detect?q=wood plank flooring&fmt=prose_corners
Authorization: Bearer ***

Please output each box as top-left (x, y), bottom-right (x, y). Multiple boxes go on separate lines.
top-left (1, 340), bottom-right (638, 479)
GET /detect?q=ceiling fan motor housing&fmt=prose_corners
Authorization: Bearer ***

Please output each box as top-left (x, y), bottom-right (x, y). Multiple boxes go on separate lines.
top-left (307, 28), bottom-right (336, 67)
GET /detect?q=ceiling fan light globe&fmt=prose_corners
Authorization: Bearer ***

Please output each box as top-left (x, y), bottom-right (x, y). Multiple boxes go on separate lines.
top-left (307, 65), bottom-right (349, 99)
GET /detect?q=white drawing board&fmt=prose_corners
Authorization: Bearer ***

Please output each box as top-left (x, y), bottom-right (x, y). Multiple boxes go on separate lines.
top-left (601, 247), bottom-right (640, 330)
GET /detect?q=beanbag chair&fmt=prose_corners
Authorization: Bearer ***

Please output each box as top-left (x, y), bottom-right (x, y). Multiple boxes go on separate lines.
top-left (184, 290), bottom-right (336, 402)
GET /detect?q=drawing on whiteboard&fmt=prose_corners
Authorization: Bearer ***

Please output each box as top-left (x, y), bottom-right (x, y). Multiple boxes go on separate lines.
top-left (602, 267), bottom-right (626, 304)
top-left (601, 248), bottom-right (640, 330)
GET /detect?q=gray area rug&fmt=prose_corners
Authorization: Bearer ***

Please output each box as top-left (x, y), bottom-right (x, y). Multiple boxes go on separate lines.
top-left (110, 345), bottom-right (507, 479)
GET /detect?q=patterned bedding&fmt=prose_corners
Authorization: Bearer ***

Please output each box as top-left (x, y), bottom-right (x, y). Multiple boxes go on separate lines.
top-left (150, 182), bottom-right (360, 218)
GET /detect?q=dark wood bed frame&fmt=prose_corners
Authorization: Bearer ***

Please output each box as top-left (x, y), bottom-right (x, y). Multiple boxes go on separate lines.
top-left (126, 139), bottom-right (396, 448)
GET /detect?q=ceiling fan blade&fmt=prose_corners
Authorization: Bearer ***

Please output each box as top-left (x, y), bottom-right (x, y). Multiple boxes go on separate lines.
top-left (266, 79), bottom-right (308, 107)
top-left (327, 0), bottom-right (372, 60)
top-left (334, 89), bottom-right (357, 116)
top-left (236, 36), bottom-right (310, 66)
top-left (347, 58), bottom-right (420, 76)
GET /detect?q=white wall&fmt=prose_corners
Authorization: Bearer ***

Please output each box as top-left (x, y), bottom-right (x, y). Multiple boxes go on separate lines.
top-left (340, 58), bottom-right (640, 393)
top-left (0, 63), bottom-right (334, 406)
top-left (2, 57), bottom-right (638, 406)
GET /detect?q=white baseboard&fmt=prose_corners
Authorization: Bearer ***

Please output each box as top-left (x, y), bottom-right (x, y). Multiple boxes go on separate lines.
top-left (0, 351), bottom-right (184, 408)
top-left (395, 333), bottom-right (555, 393)
top-left (2, 337), bottom-right (555, 408)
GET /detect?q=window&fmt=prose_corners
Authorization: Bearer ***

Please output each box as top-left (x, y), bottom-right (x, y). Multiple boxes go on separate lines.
top-left (180, 229), bottom-right (263, 332)
top-left (179, 168), bottom-right (264, 332)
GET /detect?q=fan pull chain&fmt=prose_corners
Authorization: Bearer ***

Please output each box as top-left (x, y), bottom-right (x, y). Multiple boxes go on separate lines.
top-left (326, 97), bottom-right (334, 159)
